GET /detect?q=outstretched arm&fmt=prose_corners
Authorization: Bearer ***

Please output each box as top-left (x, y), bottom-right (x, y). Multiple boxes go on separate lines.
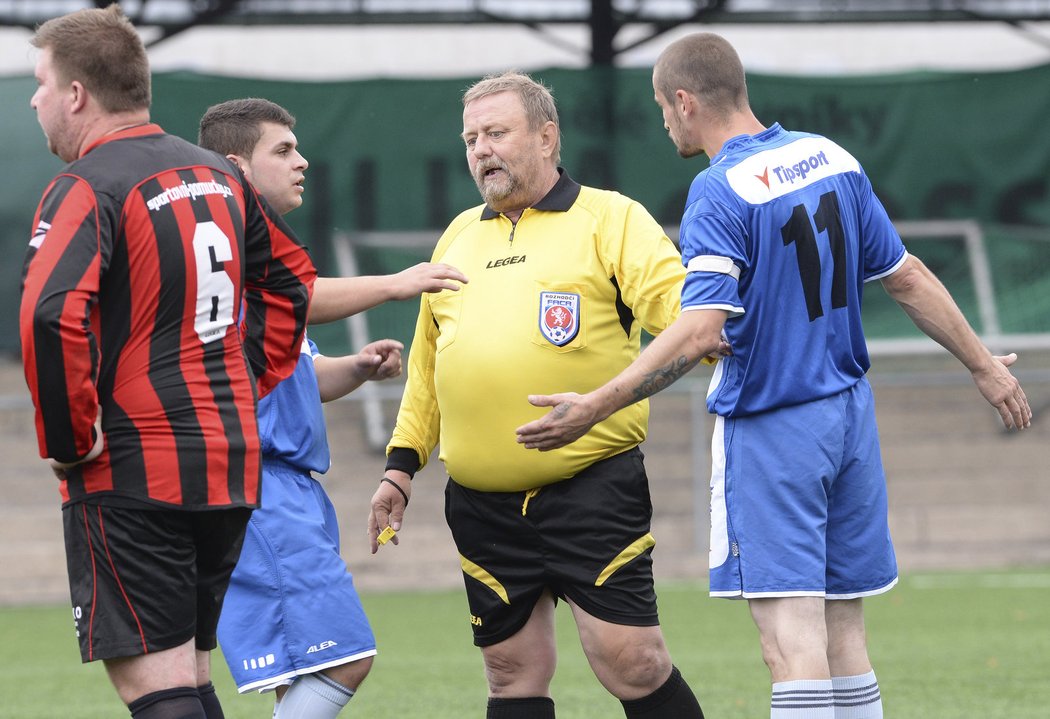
top-left (313, 338), bottom-right (403, 402)
top-left (881, 254), bottom-right (1031, 429)
top-left (516, 308), bottom-right (728, 451)
top-left (309, 262), bottom-right (468, 324)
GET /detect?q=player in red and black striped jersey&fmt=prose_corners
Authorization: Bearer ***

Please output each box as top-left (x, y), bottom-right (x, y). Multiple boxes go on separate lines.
top-left (23, 124), bottom-right (313, 508)
top-left (19, 6), bottom-right (315, 718)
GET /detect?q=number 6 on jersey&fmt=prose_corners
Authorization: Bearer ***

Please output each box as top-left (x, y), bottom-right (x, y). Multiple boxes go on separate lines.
top-left (192, 220), bottom-right (236, 344)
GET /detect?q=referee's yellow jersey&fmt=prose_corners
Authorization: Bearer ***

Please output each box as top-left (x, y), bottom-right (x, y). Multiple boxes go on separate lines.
top-left (388, 172), bottom-right (684, 492)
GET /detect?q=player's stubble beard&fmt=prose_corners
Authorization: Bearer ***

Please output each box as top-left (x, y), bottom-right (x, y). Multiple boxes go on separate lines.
top-left (42, 111), bottom-right (75, 163)
top-left (669, 113), bottom-right (704, 159)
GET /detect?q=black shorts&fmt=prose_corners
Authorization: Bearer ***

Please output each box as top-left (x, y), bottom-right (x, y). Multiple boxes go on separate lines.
top-left (62, 500), bottom-right (251, 662)
top-left (444, 447), bottom-right (659, 647)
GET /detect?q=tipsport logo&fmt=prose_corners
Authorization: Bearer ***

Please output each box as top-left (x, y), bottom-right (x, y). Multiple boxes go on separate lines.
top-left (755, 149), bottom-right (831, 189)
top-left (726, 138), bottom-right (859, 204)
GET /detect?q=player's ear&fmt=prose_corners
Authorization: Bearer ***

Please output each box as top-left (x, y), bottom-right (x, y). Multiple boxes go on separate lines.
top-left (226, 153), bottom-right (248, 172)
top-left (675, 89), bottom-right (693, 116)
top-left (69, 80), bottom-right (88, 113)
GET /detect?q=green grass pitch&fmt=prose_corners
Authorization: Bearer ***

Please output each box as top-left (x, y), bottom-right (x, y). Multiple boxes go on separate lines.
top-left (2, 570), bottom-right (1048, 718)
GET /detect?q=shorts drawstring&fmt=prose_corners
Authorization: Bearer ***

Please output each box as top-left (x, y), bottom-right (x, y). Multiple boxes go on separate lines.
top-left (522, 488), bottom-right (541, 515)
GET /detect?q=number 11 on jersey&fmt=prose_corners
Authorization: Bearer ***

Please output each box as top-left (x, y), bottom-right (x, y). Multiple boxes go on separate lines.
top-left (781, 190), bottom-right (847, 322)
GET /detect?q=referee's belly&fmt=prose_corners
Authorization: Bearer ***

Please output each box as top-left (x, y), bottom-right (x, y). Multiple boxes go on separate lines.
top-left (439, 420), bottom-right (645, 492)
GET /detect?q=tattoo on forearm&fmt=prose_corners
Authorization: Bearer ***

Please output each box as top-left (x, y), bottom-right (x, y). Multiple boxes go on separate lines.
top-left (632, 355), bottom-right (699, 402)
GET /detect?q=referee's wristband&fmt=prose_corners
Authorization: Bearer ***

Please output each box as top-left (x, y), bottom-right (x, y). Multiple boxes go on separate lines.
top-left (381, 477), bottom-right (409, 506)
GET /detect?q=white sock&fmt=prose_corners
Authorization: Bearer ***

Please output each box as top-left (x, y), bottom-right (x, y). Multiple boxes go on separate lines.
top-left (771, 679), bottom-right (834, 718)
top-left (832, 670), bottom-right (883, 718)
top-left (273, 673), bottom-right (355, 719)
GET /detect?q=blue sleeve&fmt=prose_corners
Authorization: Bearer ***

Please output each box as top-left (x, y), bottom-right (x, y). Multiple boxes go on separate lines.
top-left (679, 196), bottom-right (747, 315)
top-left (855, 170), bottom-right (907, 280)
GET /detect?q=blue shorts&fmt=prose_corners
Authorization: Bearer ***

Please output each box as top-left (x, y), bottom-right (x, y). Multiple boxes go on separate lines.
top-left (709, 378), bottom-right (898, 599)
top-left (217, 461), bottom-right (376, 693)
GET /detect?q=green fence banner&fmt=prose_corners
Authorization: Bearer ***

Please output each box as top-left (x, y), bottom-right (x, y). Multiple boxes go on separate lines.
top-left (2, 64), bottom-right (1048, 354)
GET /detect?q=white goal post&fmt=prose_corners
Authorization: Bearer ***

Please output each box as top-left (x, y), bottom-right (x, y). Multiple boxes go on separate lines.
top-left (871, 220), bottom-right (1050, 356)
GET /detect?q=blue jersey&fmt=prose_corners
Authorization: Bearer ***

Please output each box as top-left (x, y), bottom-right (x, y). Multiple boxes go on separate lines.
top-left (256, 335), bottom-right (330, 474)
top-left (681, 124), bottom-right (907, 417)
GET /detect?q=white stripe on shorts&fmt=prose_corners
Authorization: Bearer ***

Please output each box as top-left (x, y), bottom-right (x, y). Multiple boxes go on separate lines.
top-left (709, 415), bottom-right (729, 569)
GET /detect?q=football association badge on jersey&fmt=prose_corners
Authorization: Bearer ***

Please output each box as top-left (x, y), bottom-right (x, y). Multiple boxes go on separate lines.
top-left (539, 291), bottom-right (580, 346)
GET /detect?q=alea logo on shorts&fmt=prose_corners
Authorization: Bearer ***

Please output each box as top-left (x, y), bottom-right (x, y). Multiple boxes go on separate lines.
top-left (539, 291), bottom-right (580, 346)
top-left (306, 640), bottom-right (338, 654)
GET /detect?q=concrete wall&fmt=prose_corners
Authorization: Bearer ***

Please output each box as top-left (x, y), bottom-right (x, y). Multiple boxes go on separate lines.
top-left (2, 354), bottom-right (1047, 606)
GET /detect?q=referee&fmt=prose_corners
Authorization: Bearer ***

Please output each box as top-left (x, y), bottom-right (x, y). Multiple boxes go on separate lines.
top-left (369, 72), bottom-right (706, 719)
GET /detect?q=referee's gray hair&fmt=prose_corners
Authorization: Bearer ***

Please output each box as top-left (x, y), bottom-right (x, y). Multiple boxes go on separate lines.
top-left (462, 71), bottom-right (561, 164)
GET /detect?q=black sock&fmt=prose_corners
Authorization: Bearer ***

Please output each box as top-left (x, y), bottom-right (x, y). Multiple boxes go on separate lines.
top-left (128, 686), bottom-right (206, 719)
top-left (621, 666), bottom-right (705, 719)
top-left (196, 682), bottom-right (224, 719)
top-left (486, 696), bottom-right (556, 718)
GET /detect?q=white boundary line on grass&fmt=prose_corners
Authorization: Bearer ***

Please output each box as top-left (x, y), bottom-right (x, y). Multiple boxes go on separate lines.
top-left (906, 572), bottom-right (1050, 589)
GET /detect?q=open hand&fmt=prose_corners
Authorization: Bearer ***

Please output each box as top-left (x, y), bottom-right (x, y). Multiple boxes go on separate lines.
top-left (515, 392), bottom-right (601, 451)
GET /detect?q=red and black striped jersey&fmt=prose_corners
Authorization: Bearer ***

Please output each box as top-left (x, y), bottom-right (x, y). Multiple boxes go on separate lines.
top-left (20, 124), bottom-right (316, 509)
